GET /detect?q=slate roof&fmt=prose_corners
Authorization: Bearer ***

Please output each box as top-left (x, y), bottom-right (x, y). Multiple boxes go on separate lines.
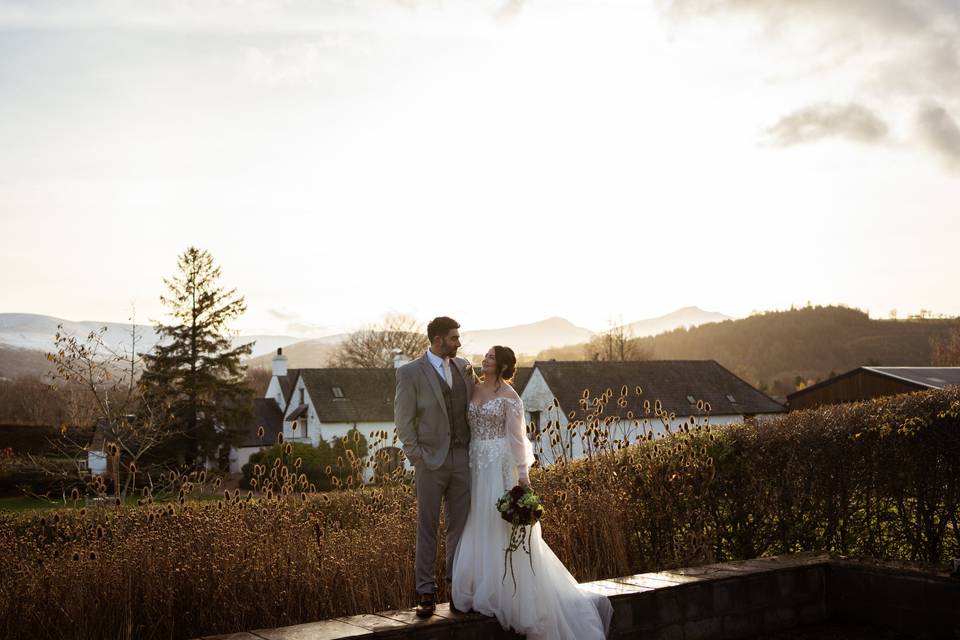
top-left (278, 369), bottom-right (300, 406)
top-left (512, 367), bottom-right (533, 395)
top-left (237, 398), bottom-right (284, 448)
top-left (532, 360), bottom-right (785, 420)
top-left (298, 368), bottom-right (396, 423)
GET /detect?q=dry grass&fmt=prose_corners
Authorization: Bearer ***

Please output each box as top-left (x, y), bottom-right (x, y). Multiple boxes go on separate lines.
top-left (1, 387), bottom-right (958, 640)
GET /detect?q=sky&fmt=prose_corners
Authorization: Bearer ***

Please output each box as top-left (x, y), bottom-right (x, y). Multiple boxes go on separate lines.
top-left (1, 0), bottom-right (959, 336)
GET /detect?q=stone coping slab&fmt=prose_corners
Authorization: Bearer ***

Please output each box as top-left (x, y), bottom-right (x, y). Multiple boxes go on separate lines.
top-left (197, 553), bottom-right (956, 640)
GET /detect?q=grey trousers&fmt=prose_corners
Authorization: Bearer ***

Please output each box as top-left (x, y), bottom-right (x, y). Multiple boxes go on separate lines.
top-left (415, 446), bottom-right (471, 595)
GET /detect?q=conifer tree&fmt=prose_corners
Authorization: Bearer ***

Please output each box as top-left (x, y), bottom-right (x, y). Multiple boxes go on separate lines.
top-left (142, 247), bottom-right (253, 467)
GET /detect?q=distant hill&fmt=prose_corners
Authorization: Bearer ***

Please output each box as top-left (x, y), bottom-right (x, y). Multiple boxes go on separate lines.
top-left (0, 313), bottom-right (298, 364)
top-left (622, 306), bottom-right (731, 338)
top-left (460, 317), bottom-right (594, 357)
top-left (246, 340), bottom-right (340, 370)
top-left (0, 345), bottom-right (55, 380)
top-left (634, 306), bottom-right (958, 395)
top-left (534, 305), bottom-right (958, 396)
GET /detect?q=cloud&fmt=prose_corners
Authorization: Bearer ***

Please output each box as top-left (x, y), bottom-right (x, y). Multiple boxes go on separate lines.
top-left (286, 321), bottom-right (336, 337)
top-left (242, 42), bottom-right (345, 86)
top-left (917, 102), bottom-right (960, 167)
top-left (661, 0), bottom-right (960, 95)
top-left (663, 0), bottom-right (934, 36)
top-left (662, 0), bottom-right (960, 168)
top-left (765, 103), bottom-right (889, 146)
top-left (267, 308), bottom-right (300, 321)
top-left (494, 0), bottom-right (527, 24)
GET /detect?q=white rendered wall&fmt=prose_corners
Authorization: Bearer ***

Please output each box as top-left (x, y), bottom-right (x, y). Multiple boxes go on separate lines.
top-left (265, 375), bottom-right (288, 411)
top-left (228, 445), bottom-right (266, 474)
top-left (87, 451), bottom-right (107, 476)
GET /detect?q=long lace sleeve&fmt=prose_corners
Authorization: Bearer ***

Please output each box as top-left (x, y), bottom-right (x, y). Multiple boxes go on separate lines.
top-left (504, 397), bottom-right (535, 483)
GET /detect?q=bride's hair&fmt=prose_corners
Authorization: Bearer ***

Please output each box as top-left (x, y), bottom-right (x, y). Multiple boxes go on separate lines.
top-left (491, 345), bottom-right (517, 386)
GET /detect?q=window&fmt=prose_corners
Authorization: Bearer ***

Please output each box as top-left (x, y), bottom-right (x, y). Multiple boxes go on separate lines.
top-left (299, 388), bottom-right (305, 404)
top-left (529, 410), bottom-right (541, 437)
top-left (332, 386), bottom-right (344, 399)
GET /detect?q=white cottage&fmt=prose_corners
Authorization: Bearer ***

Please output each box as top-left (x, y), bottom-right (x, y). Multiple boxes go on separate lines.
top-left (520, 360), bottom-right (786, 465)
top-left (226, 348), bottom-right (297, 473)
top-left (227, 349), bottom-right (405, 478)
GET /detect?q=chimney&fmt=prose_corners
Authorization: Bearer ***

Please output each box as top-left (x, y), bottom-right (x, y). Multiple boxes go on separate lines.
top-left (272, 347), bottom-right (288, 377)
top-left (392, 348), bottom-right (411, 369)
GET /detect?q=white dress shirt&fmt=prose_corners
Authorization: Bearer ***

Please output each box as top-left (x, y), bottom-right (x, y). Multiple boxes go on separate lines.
top-left (425, 349), bottom-right (453, 387)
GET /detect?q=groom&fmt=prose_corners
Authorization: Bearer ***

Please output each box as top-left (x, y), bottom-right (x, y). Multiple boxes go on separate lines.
top-left (394, 316), bottom-right (474, 617)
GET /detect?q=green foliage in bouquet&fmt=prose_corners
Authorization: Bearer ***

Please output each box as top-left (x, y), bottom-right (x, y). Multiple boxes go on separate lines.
top-left (496, 485), bottom-right (544, 591)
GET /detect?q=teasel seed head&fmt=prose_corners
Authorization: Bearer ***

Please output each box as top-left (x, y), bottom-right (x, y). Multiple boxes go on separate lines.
top-left (277, 432), bottom-right (284, 444)
top-left (256, 426), bottom-right (265, 438)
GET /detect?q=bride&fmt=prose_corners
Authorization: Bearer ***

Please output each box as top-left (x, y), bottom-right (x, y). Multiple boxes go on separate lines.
top-left (451, 346), bottom-right (612, 640)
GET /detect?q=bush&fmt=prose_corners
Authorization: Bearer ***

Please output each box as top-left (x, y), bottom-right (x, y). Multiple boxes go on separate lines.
top-left (0, 455), bottom-right (86, 498)
top-left (0, 387), bottom-right (957, 640)
top-left (239, 428), bottom-right (369, 492)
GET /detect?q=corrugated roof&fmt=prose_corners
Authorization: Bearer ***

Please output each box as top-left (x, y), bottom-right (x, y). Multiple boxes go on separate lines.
top-left (298, 368), bottom-right (396, 423)
top-left (533, 360), bottom-right (785, 420)
top-left (787, 366), bottom-right (960, 403)
top-left (865, 367), bottom-right (960, 389)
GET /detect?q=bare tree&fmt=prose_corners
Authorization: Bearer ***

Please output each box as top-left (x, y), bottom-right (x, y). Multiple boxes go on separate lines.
top-left (330, 314), bottom-right (429, 368)
top-left (33, 319), bottom-right (179, 501)
top-left (586, 318), bottom-right (652, 361)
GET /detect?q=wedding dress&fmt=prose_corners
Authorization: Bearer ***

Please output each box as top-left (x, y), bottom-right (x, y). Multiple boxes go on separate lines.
top-left (451, 395), bottom-right (612, 640)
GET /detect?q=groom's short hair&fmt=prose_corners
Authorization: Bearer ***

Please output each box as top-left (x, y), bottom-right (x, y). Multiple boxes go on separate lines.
top-left (427, 316), bottom-right (460, 342)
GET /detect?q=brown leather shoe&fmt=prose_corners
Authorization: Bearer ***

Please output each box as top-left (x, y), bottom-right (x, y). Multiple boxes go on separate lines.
top-left (415, 592), bottom-right (436, 618)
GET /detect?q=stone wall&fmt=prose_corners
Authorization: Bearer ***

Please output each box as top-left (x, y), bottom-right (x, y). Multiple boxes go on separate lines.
top-left (199, 554), bottom-right (960, 640)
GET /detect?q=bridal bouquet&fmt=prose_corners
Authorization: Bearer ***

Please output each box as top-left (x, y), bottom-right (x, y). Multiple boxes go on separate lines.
top-left (496, 485), bottom-right (544, 591)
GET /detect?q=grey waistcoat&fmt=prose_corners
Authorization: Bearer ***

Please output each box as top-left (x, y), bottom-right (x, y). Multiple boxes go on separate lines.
top-left (435, 365), bottom-right (470, 447)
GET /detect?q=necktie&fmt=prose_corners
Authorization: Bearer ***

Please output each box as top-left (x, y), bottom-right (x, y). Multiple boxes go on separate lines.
top-left (443, 359), bottom-right (453, 387)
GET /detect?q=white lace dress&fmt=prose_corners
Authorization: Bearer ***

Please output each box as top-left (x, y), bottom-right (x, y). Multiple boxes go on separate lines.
top-left (451, 396), bottom-right (612, 640)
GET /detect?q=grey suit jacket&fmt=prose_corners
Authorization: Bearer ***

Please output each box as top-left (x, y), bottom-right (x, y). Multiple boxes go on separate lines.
top-left (395, 353), bottom-right (475, 470)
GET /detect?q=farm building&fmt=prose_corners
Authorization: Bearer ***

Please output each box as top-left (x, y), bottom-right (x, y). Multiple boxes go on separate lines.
top-left (787, 366), bottom-right (960, 411)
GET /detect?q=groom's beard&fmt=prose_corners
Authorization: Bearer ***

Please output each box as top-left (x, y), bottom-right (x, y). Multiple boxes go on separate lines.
top-left (441, 339), bottom-right (459, 358)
